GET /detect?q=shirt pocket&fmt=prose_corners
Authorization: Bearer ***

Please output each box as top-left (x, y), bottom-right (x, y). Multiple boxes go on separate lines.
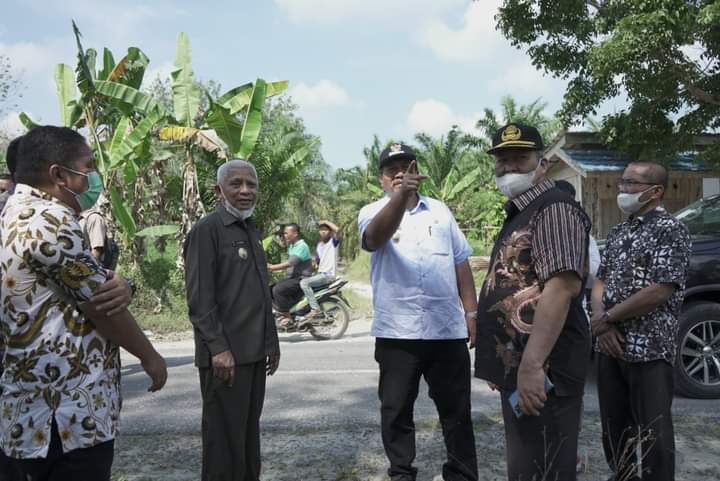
top-left (428, 223), bottom-right (451, 256)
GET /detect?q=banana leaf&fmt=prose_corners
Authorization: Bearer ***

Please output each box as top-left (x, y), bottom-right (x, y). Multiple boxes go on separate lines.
top-left (109, 186), bottom-right (136, 237)
top-left (72, 21), bottom-right (95, 94)
top-left (446, 167), bottom-right (481, 202)
top-left (223, 80), bottom-right (288, 115)
top-left (171, 32), bottom-right (200, 127)
top-left (159, 126), bottom-right (228, 158)
top-left (95, 80), bottom-right (160, 115)
top-left (98, 48), bottom-right (115, 81)
top-left (237, 79), bottom-right (267, 159)
top-left (206, 97), bottom-right (243, 156)
top-left (108, 117), bottom-right (130, 165)
top-left (107, 47), bottom-right (149, 88)
top-left (110, 110), bottom-right (163, 168)
top-left (54, 64), bottom-right (77, 127)
top-left (217, 83), bottom-right (252, 109)
top-left (18, 113), bottom-right (39, 130)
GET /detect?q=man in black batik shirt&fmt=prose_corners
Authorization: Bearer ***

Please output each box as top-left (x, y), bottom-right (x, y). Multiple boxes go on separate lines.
top-left (591, 161), bottom-right (690, 481)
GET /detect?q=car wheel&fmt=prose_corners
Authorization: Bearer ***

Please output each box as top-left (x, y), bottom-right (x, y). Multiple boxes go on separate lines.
top-left (675, 302), bottom-right (720, 398)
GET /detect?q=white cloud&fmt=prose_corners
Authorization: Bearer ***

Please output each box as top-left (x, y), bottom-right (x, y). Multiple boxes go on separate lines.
top-left (0, 112), bottom-right (30, 137)
top-left (274, 0), bottom-right (465, 25)
top-left (0, 41), bottom-right (61, 74)
top-left (291, 80), bottom-right (350, 110)
top-left (490, 61), bottom-right (559, 94)
top-left (406, 98), bottom-right (481, 136)
top-left (417, 1), bottom-right (503, 62)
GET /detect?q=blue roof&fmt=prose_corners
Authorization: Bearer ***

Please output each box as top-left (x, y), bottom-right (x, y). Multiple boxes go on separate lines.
top-left (564, 149), bottom-right (714, 172)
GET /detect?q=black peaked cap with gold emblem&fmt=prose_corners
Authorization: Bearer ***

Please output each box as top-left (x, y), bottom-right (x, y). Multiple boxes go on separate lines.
top-left (487, 123), bottom-right (544, 154)
top-left (378, 143), bottom-right (416, 171)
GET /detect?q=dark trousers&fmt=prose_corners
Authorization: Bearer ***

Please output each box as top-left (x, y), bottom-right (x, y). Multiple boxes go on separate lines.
top-left (272, 278), bottom-right (303, 312)
top-left (374, 338), bottom-right (478, 481)
top-left (1, 420), bottom-right (114, 481)
top-left (199, 361), bottom-right (266, 481)
top-left (500, 390), bottom-right (582, 481)
top-left (597, 354), bottom-right (675, 481)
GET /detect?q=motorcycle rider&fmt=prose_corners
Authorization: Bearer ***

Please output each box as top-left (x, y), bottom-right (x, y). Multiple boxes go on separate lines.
top-left (301, 220), bottom-right (342, 319)
top-left (268, 223), bottom-right (313, 327)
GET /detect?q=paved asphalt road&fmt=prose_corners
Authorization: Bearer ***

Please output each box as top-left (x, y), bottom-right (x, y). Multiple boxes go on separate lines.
top-left (119, 322), bottom-right (720, 436)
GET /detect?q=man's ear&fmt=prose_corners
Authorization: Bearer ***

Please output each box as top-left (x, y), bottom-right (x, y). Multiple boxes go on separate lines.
top-left (214, 184), bottom-right (223, 200)
top-left (48, 164), bottom-right (68, 187)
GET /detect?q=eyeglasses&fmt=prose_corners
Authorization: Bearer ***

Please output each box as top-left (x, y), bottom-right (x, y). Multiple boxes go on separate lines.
top-left (616, 179), bottom-right (657, 188)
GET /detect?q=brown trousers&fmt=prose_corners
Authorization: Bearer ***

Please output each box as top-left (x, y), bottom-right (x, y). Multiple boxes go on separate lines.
top-left (199, 361), bottom-right (266, 481)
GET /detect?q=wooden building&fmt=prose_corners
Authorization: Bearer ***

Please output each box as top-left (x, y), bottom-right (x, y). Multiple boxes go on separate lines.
top-left (545, 132), bottom-right (720, 239)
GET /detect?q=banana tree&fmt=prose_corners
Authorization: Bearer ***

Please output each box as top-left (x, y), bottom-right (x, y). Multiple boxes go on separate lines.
top-left (157, 32), bottom-right (288, 267)
top-left (22, 21), bottom-right (163, 250)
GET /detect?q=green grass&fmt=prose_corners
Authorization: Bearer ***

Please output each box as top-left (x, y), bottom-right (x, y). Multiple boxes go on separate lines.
top-left (342, 288), bottom-right (373, 319)
top-left (343, 251), bottom-right (371, 283)
top-left (117, 242), bottom-right (191, 336)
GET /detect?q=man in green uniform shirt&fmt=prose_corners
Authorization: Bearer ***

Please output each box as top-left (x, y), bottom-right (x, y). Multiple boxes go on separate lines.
top-left (268, 223), bottom-right (313, 326)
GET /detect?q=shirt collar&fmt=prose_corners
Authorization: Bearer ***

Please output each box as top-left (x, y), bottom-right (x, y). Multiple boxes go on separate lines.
top-left (13, 183), bottom-right (76, 214)
top-left (409, 195), bottom-right (430, 214)
top-left (218, 204), bottom-right (253, 227)
top-left (505, 179), bottom-right (555, 213)
top-left (629, 206), bottom-right (666, 224)
top-left (14, 183), bottom-right (59, 202)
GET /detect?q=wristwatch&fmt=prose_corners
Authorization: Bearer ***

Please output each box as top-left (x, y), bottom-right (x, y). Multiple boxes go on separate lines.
top-left (601, 310), bottom-right (611, 322)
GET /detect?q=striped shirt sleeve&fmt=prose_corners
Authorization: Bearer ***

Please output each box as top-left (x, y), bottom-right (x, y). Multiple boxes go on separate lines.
top-left (531, 202), bottom-right (589, 284)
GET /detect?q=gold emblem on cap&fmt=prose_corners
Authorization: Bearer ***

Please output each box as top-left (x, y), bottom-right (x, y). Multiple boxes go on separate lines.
top-left (501, 125), bottom-right (522, 142)
top-left (388, 143), bottom-right (404, 156)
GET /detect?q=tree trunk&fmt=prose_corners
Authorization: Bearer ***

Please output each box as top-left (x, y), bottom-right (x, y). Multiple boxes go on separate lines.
top-left (131, 174), bottom-right (147, 266)
top-left (176, 146), bottom-right (206, 269)
top-left (150, 159), bottom-right (169, 253)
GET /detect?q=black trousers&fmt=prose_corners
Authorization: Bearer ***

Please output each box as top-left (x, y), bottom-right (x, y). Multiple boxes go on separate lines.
top-left (272, 278), bottom-right (303, 312)
top-left (597, 354), bottom-right (675, 481)
top-left (500, 390), bottom-right (582, 481)
top-left (1, 420), bottom-right (114, 481)
top-left (199, 361), bottom-right (266, 481)
top-left (374, 338), bottom-right (478, 481)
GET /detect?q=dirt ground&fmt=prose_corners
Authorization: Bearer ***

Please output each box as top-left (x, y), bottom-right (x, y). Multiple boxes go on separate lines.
top-left (111, 413), bottom-right (720, 481)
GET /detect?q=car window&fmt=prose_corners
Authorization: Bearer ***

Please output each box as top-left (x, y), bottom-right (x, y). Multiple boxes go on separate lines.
top-left (675, 196), bottom-right (720, 236)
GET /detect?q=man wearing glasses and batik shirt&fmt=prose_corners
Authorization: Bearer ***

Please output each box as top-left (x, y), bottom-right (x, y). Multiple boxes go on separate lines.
top-left (591, 161), bottom-right (690, 481)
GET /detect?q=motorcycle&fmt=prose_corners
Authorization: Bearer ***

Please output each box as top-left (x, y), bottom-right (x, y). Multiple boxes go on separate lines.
top-left (272, 278), bottom-right (352, 340)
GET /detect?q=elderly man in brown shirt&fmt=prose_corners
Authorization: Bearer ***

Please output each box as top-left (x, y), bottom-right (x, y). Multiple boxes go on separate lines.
top-left (184, 159), bottom-right (280, 481)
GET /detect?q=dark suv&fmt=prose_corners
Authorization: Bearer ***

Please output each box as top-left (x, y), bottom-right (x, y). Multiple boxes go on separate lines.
top-left (672, 194), bottom-right (720, 398)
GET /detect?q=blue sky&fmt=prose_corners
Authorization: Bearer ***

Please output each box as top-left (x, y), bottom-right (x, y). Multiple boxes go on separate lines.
top-left (1, 0), bottom-right (595, 170)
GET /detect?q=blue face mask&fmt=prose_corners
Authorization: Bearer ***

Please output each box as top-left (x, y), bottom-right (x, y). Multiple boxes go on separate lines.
top-left (61, 167), bottom-right (104, 211)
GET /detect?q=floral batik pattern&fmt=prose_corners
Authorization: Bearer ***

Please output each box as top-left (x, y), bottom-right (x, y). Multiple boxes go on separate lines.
top-left (0, 184), bottom-right (118, 459)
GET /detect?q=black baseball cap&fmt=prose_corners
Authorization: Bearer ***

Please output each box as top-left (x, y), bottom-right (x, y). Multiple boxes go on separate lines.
top-left (378, 143), bottom-right (416, 171)
top-left (487, 123), bottom-right (544, 154)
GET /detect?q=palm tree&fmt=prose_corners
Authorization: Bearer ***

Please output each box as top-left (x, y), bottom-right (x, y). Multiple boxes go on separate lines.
top-left (475, 95), bottom-right (562, 146)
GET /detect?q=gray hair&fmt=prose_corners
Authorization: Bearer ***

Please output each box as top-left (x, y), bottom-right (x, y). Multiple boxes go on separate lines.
top-left (216, 159), bottom-right (258, 185)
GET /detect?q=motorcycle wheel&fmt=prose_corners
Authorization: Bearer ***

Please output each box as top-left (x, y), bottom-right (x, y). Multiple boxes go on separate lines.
top-left (309, 297), bottom-right (350, 340)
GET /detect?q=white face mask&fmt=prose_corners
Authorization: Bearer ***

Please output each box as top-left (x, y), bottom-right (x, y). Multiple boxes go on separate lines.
top-left (617, 186), bottom-right (657, 215)
top-left (495, 159), bottom-right (541, 199)
top-left (219, 187), bottom-right (255, 220)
